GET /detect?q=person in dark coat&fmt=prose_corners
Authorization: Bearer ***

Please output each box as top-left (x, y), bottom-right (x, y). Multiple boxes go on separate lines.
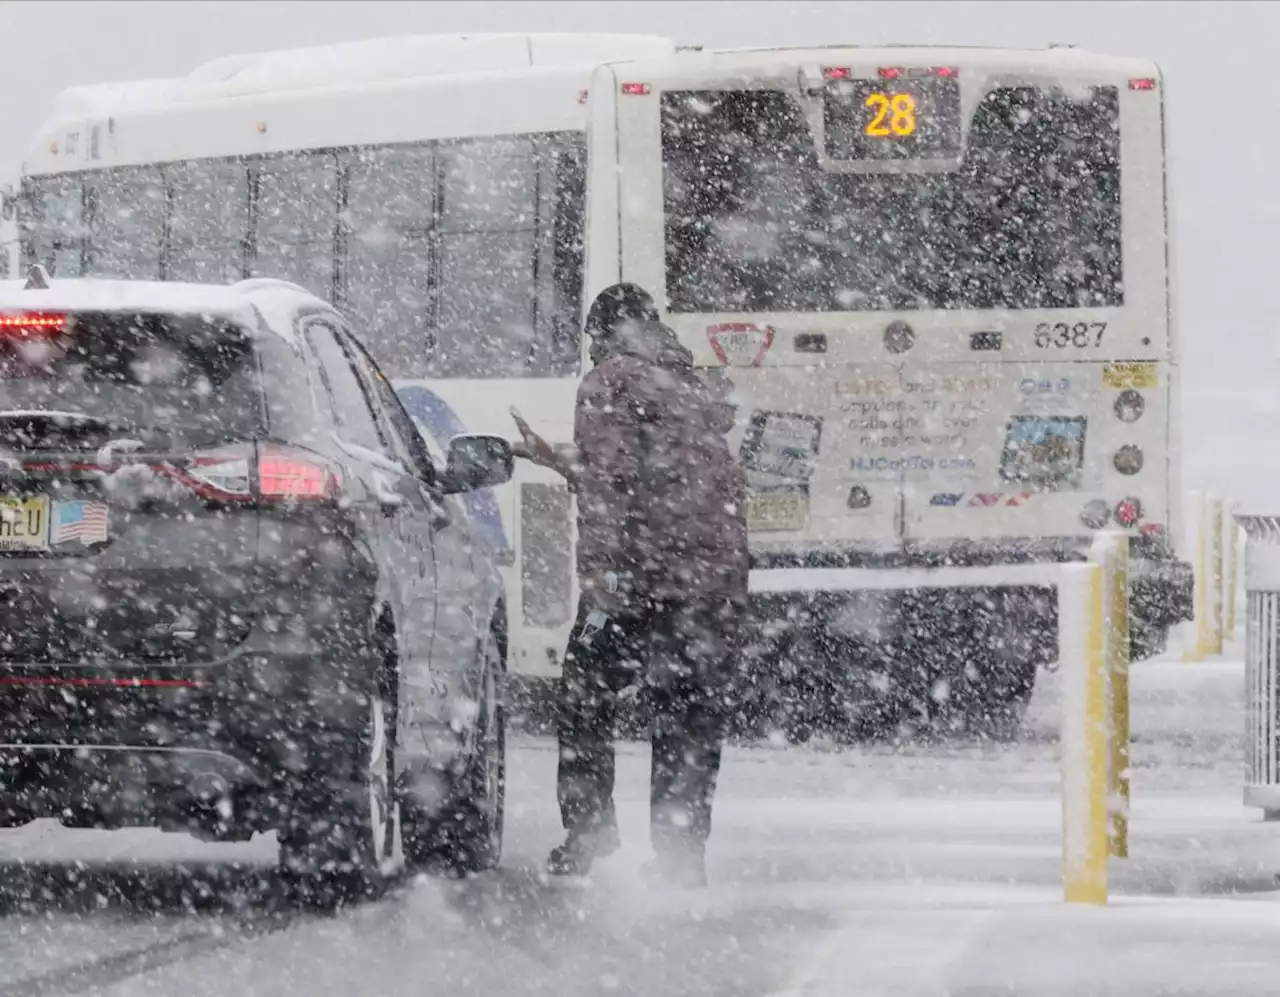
top-left (511, 282), bottom-right (748, 887)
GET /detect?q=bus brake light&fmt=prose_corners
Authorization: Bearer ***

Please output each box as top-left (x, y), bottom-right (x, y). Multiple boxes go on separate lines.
top-left (620, 83), bottom-right (651, 96)
top-left (1115, 497), bottom-right (1143, 527)
top-left (823, 67), bottom-right (853, 80)
top-left (877, 67), bottom-right (903, 80)
top-left (1129, 78), bottom-right (1157, 91)
top-left (0, 313), bottom-right (67, 338)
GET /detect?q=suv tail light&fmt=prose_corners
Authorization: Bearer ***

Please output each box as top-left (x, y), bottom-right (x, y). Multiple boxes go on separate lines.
top-left (166, 443), bottom-right (342, 504)
top-left (187, 445), bottom-right (253, 500)
top-left (257, 445), bottom-right (342, 500)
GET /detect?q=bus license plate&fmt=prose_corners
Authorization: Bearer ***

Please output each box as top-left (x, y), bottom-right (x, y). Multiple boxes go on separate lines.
top-left (0, 497), bottom-right (50, 551)
top-left (748, 489), bottom-right (808, 533)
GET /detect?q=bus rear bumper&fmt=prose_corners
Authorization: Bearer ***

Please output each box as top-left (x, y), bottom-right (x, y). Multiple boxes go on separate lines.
top-left (744, 555), bottom-right (1194, 658)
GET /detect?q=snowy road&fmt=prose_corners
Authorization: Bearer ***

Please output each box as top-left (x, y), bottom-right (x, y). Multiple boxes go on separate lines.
top-left (2, 655), bottom-right (1279, 996)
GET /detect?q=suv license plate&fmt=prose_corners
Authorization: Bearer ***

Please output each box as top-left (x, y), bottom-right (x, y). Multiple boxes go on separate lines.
top-left (0, 497), bottom-right (50, 551)
top-left (748, 489), bottom-right (809, 533)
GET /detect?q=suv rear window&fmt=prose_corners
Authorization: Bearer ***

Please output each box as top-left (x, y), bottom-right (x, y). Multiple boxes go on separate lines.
top-left (0, 312), bottom-right (264, 449)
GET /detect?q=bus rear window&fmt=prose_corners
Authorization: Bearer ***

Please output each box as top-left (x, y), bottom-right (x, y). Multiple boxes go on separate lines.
top-left (661, 86), bottom-right (1123, 314)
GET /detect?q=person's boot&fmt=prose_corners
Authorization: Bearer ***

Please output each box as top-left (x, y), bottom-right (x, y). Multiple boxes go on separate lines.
top-left (546, 822), bottom-right (622, 876)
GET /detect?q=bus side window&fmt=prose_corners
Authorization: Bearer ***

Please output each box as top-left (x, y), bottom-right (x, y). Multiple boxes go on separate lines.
top-left (21, 175), bottom-right (87, 277)
top-left (435, 136), bottom-right (539, 379)
top-left (337, 133), bottom-right (586, 382)
top-left (85, 167), bottom-right (166, 279)
top-left (252, 154), bottom-right (340, 302)
top-left (546, 135), bottom-right (586, 376)
top-left (167, 160), bottom-right (251, 283)
top-left (343, 146), bottom-right (436, 379)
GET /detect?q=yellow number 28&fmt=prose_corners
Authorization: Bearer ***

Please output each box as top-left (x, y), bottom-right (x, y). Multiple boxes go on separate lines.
top-left (863, 92), bottom-right (917, 137)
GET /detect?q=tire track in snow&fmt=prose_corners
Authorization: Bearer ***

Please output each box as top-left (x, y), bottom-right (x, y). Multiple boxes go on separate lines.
top-left (5, 926), bottom-right (244, 997)
top-left (1, 904), bottom-right (311, 997)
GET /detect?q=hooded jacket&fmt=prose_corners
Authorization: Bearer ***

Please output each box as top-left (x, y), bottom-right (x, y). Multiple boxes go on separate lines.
top-left (572, 287), bottom-right (749, 602)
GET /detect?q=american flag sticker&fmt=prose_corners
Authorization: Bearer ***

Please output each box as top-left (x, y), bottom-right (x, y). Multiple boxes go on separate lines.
top-left (50, 501), bottom-right (109, 547)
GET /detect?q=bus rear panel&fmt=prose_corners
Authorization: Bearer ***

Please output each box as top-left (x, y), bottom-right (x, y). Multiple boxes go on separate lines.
top-left (597, 46), bottom-right (1191, 737)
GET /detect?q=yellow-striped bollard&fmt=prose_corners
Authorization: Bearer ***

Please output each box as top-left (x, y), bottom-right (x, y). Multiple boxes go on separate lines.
top-left (1090, 531), bottom-right (1130, 858)
top-left (1185, 491), bottom-right (1226, 661)
top-left (1061, 560), bottom-right (1109, 904)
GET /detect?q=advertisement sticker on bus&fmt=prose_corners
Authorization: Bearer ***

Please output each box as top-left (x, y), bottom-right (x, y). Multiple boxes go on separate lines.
top-left (1103, 363), bottom-right (1158, 390)
top-left (740, 410), bottom-right (822, 481)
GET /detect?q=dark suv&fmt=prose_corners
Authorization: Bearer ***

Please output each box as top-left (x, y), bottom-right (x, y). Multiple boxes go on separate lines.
top-left (0, 274), bottom-right (513, 890)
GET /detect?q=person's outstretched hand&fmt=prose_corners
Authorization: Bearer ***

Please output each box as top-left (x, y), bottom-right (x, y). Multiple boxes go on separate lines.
top-left (510, 407), bottom-right (558, 468)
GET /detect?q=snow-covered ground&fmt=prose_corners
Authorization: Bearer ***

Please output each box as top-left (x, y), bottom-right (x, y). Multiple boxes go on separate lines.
top-left (0, 650), bottom-right (1276, 995)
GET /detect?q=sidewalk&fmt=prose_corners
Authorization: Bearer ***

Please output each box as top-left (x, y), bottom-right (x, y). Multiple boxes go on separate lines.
top-left (773, 889), bottom-right (1280, 996)
top-left (750, 653), bottom-right (1280, 995)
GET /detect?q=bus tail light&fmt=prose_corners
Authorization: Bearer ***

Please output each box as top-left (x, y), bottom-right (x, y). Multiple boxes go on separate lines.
top-left (1115, 497), bottom-right (1143, 528)
top-left (823, 67), bottom-right (852, 80)
top-left (878, 66), bottom-right (959, 79)
top-left (1113, 445), bottom-right (1144, 475)
top-left (1129, 78), bottom-right (1158, 91)
top-left (1114, 389), bottom-right (1145, 422)
top-left (1081, 499), bottom-right (1111, 530)
top-left (847, 485), bottom-right (871, 510)
top-left (620, 82), bottom-right (651, 96)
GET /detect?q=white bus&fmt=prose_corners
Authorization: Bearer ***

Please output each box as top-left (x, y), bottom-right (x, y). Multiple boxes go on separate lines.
top-left (588, 43), bottom-right (1193, 737)
top-left (18, 35), bottom-right (1191, 738)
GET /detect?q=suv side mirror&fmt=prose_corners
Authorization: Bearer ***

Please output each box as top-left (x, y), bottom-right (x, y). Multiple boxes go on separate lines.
top-left (440, 433), bottom-right (514, 495)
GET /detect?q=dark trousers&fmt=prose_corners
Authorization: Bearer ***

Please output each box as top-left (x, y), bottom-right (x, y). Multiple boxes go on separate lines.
top-left (555, 594), bottom-right (738, 858)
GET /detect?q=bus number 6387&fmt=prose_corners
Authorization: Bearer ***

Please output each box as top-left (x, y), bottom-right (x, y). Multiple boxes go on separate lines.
top-left (1034, 321), bottom-right (1107, 349)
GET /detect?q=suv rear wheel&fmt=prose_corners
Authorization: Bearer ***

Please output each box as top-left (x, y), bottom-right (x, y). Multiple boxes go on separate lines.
top-left (405, 624), bottom-right (506, 874)
top-left (278, 685), bottom-right (405, 900)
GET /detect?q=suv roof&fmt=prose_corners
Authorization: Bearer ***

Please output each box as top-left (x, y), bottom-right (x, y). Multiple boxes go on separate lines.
top-left (0, 274), bottom-right (327, 344)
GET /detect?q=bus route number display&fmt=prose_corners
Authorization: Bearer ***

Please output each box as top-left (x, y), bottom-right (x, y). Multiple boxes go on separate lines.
top-left (823, 76), bottom-right (962, 161)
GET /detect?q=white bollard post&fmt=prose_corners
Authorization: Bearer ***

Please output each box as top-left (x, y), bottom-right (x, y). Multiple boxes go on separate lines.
top-left (1061, 562), bottom-right (1108, 904)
